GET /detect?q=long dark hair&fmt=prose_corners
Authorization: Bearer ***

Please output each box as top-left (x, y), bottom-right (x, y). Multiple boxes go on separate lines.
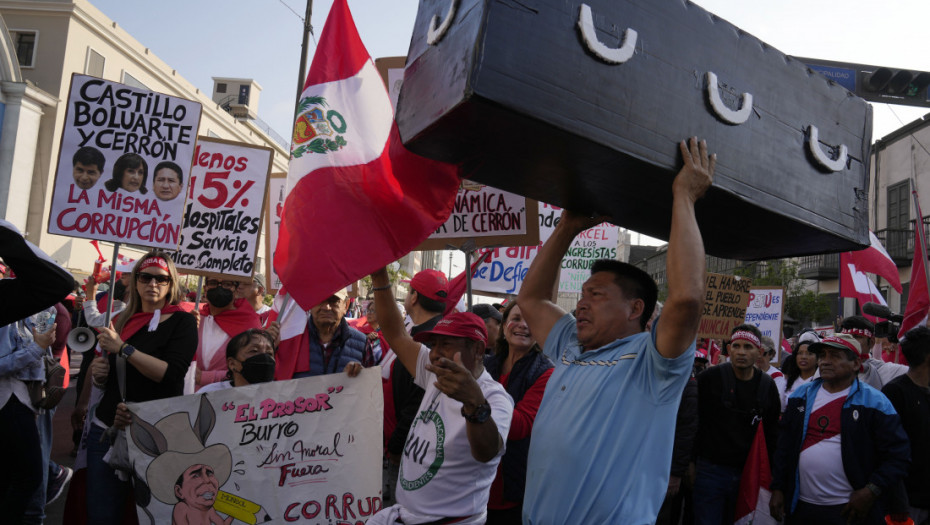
top-left (493, 301), bottom-right (541, 359)
top-left (104, 153), bottom-right (148, 193)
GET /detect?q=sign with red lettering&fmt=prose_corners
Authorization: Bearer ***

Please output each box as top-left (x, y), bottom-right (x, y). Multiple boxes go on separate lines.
top-left (126, 369), bottom-right (383, 524)
top-left (699, 272), bottom-right (753, 339)
top-left (745, 286), bottom-right (785, 360)
top-left (417, 181), bottom-right (539, 250)
top-left (469, 203), bottom-right (619, 295)
top-left (264, 173), bottom-right (287, 292)
top-left (168, 137), bottom-right (272, 280)
top-left (47, 74), bottom-right (202, 249)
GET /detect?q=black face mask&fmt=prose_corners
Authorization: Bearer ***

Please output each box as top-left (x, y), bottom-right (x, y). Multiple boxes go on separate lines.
top-left (238, 353), bottom-right (275, 384)
top-left (206, 286), bottom-right (234, 308)
top-left (113, 281), bottom-right (127, 301)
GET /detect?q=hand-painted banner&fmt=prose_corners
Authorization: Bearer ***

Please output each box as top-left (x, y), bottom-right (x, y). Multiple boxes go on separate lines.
top-left (699, 272), bottom-right (753, 339)
top-left (126, 369), bottom-right (383, 524)
top-left (170, 137), bottom-right (273, 280)
top-left (264, 174), bottom-right (287, 292)
top-left (470, 203), bottom-right (618, 295)
top-left (417, 181), bottom-right (539, 250)
top-left (47, 74), bottom-right (202, 249)
top-left (745, 287), bottom-right (785, 359)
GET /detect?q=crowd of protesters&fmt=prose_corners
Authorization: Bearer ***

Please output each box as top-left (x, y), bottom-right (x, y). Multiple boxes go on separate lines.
top-left (1, 139), bottom-right (929, 525)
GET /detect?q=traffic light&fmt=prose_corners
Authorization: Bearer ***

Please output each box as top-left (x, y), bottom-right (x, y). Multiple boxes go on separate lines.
top-left (794, 57), bottom-right (930, 109)
top-left (860, 67), bottom-right (930, 102)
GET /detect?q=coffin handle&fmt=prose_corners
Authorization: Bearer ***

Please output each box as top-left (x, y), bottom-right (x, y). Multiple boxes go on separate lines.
top-left (427, 0), bottom-right (459, 46)
top-left (577, 3), bottom-right (637, 65)
top-left (808, 125), bottom-right (848, 172)
top-left (706, 72), bottom-right (753, 125)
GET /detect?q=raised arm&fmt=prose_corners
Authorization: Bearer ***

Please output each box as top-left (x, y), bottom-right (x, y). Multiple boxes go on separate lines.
top-left (655, 138), bottom-right (715, 359)
top-left (370, 267), bottom-right (422, 379)
top-left (518, 211), bottom-right (602, 349)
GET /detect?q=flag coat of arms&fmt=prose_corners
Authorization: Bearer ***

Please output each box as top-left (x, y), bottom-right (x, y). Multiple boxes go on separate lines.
top-left (275, 0), bottom-right (460, 311)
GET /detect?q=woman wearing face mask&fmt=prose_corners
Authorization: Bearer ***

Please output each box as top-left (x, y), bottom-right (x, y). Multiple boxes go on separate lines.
top-left (198, 329), bottom-right (277, 392)
top-left (483, 302), bottom-right (554, 524)
top-left (192, 279), bottom-right (261, 392)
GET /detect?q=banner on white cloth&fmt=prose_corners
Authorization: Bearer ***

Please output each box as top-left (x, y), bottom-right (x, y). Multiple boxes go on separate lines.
top-left (170, 137), bottom-right (273, 280)
top-left (47, 74), bottom-right (201, 249)
top-left (126, 369), bottom-right (383, 524)
top-left (745, 287), bottom-right (785, 360)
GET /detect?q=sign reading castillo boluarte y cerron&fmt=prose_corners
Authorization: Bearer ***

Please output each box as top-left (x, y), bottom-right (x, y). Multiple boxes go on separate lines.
top-left (47, 74), bottom-right (202, 249)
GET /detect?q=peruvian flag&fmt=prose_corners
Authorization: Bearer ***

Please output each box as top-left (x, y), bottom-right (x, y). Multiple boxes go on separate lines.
top-left (844, 230), bottom-right (903, 292)
top-left (443, 251), bottom-right (494, 316)
top-left (734, 423), bottom-right (777, 525)
top-left (840, 253), bottom-right (889, 323)
top-left (899, 188), bottom-right (930, 340)
top-left (275, 0), bottom-right (460, 311)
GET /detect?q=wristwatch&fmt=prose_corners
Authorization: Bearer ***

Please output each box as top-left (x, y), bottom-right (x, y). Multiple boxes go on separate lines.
top-left (120, 344), bottom-right (137, 359)
top-left (461, 401), bottom-right (491, 424)
top-left (865, 482), bottom-right (882, 497)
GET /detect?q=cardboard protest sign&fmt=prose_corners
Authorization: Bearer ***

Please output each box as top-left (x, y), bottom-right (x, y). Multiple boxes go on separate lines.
top-left (126, 369), bottom-right (383, 524)
top-left (745, 287), bottom-right (785, 359)
top-left (417, 181), bottom-right (539, 250)
top-left (469, 203), bottom-right (618, 295)
top-left (699, 272), bottom-right (753, 339)
top-left (264, 174), bottom-right (287, 292)
top-left (47, 74), bottom-right (201, 249)
top-left (170, 137), bottom-right (272, 280)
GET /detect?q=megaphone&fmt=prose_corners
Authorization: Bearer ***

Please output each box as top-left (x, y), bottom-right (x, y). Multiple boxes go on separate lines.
top-left (67, 327), bottom-right (96, 353)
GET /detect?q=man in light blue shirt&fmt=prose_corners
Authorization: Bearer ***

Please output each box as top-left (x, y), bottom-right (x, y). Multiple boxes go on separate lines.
top-left (518, 138), bottom-right (716, 524)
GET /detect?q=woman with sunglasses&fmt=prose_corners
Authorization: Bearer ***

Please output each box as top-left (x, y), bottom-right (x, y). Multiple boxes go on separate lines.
top-left (85, 251), bottom-right (197, 524)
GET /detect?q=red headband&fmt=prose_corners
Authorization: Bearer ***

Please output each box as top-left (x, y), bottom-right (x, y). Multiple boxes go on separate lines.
top-left (730, 330), bottom-right (760, 348)
top-left (139, 257), bottom-right (169, 272)
top-left (841, 328), bottom-right (873, 339)
top-left (820, 335), bottom-right (862, 357)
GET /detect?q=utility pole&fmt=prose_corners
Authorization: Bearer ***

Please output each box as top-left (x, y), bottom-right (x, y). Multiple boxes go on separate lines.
top-left (295, 0), bottom-right (314, 105)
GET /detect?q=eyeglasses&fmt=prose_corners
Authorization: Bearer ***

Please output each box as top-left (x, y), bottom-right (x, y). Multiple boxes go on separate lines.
top-left (137, 273), bottom-right (171, 285)
top-left (205, 279), bottom-right (239, 289)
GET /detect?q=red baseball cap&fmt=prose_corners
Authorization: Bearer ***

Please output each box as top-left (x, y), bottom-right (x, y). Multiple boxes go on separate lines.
top-left (403, 269), bottom-right (449, 302)
top-left (413, 312), bottom-right (488, 347)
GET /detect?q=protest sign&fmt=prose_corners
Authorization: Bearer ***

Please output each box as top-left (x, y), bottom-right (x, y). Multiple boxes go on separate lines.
top-left (699, 272), bottom-right (753, 339)
top-left (417, 181), bottom-right (539, 250)
top-left (126, 369), bottom-right (383, 524)
top-left (47, 74), bottom-right (201, 249)
top-left (265, 173), bottom-right (287, 292)
top-left (469, 203), bottom-right (618, 295)
top-left (745, 287), bottom-right (785, 359)
top-left (169, 137), bottom-right (272, 280)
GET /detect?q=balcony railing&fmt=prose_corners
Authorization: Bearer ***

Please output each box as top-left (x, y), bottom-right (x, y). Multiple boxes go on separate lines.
top-left (797, 253), bottom-right (839, 280)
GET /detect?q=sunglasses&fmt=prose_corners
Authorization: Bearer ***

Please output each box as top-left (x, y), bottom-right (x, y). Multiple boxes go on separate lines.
top-left (137, 273), bottom-right (171, 285)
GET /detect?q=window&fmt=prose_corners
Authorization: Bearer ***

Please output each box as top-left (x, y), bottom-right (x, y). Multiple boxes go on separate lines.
top-left (85, 48), bottom-right (105, 78)
top-left (216, 83), bottom-right (226, 93)
top-left (121, 71), bottom-right (148, 90)
top-left (10, 30), bottom-right (37, 68)
top-left (887, 181), bottom-right (910, 230)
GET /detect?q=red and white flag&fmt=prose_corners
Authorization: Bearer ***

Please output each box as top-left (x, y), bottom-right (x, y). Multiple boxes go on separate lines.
top-left (444, 251), bottom-right (494, 316)
top-left (846, 230), bottom-right (902, 292)
top-left (840, 252), bottom-right (889, 323)
top-left (274, 0), bottom-right (460, 311)
top-left (734, 422), bottom-right (777, 525)
top-left (899, 188), bottom-right (930, 340)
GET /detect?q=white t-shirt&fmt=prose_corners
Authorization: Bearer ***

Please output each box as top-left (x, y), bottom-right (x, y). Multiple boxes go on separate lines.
top-left (395, 344), bottom-right (514, 519)
top-left (198, 380), bottom-right (234, 393)
top-left (764, 366), bottom-right (788, 412)
top-left (799, 385), bottom-right (853, 505)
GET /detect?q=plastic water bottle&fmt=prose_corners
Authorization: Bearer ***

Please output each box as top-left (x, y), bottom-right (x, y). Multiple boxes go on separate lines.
top-left (31, 307), bottom-right (57, 334)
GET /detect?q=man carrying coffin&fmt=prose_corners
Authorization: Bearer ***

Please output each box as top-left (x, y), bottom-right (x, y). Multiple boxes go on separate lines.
top-left (517, 138), bottom-right (715, 524)
top-left (367, 267), bottom-right (514, 525)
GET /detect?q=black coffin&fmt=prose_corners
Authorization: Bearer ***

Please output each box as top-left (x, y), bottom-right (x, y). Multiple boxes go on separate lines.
top-left (396, 0), bottom-right (872, 260)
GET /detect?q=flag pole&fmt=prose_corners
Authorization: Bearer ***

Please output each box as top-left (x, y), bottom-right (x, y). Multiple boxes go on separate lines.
top-left (911, 178), bottom-right (930, 297)
top-left (295, 0), bottom-right (314, 106)
top-left (194, 276), bottom-right (204, 311)
top-left (103, 242), bottom-right (120, 327)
